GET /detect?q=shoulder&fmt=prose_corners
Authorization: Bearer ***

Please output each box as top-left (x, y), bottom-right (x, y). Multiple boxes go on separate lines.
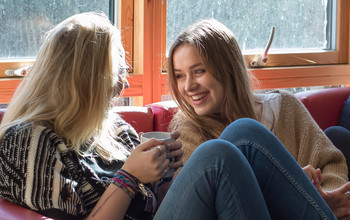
top-left (113, 115), bottom-right (140, 147)
top-left (2, 122), bottom-right (63, 147)
top-left (275, 89), bottom-right (301, 103)
top-left (169, 110), bottom-right (196, 132)
top-left (259, 89), bottom-right (305, 111)
top-left (0, 123), bottom-right (71, 168)
top-left (254, 91), bottom-right (281, 103)
top-left (254, 92), bottom-right (282, 111)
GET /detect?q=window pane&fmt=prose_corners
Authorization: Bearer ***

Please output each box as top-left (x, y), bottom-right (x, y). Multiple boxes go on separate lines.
top-left (167, 0), bottom-right (332, 54)
top-left (0, 0), bottom-right (110, 59)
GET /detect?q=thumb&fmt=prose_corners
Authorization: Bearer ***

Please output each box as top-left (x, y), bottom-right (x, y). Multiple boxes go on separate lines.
top-left (339, 181), bottom-right (350, 193)
top-left (138, 132), bottom-right (144, 139)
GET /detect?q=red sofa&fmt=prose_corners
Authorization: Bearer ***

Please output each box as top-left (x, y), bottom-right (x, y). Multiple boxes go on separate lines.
top-left (1, 86), bottom-right (350, 219)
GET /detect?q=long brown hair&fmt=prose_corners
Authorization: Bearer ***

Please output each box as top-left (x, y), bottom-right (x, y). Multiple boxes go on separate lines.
top-left (168, 19), bottom-right (257, 140)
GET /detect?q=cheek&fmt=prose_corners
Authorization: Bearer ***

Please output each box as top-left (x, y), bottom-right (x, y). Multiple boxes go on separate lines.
top-left (177, 82), bottom-right (185, 96)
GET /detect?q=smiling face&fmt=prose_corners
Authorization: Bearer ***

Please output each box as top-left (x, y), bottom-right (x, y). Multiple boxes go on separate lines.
top-left (173, 44), bottom-right (225, 116)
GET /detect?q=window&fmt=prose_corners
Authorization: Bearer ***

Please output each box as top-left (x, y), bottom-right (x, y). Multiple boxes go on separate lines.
top-left (166, 0), bottom-right (343, 67)
top-left (162, 0), bottom-right (350, 91)
top-left (0, 0), bottom-right (110, 59)
top-left (0, 0), bottom-right (141, 105)
top-left (167, 0), bottom-right (333, 53)
top-left (0, 0), bottom-right (121, 104)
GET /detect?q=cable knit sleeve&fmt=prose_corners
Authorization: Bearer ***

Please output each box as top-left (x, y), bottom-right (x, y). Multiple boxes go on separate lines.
top-left (275, 91), bottom-right (348, 191)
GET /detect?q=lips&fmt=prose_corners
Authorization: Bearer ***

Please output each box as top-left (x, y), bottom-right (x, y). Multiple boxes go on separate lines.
top-left (191, 92), bottom-right (208, 101)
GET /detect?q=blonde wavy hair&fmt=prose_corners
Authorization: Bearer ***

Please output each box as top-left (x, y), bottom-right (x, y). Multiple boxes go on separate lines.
top-left (0, 12), bottom-right (129, 161)
top-left (168, 19), bottom-right (257, 140)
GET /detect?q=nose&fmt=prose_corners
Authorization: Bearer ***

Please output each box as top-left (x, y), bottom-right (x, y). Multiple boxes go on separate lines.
top-left (184, 75), bottom-right (197, 92)
top-left (124, 78), bottom-right (130, 89)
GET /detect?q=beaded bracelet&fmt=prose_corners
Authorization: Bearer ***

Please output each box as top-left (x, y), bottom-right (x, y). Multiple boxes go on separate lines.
top-left (108, 169), bottom-right (156, 213)
top-left (109, 169), bottom-right (140, 198)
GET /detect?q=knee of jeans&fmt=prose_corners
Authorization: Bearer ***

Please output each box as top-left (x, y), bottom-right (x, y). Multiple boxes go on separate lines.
top-left (325, 126), bottom-right (349, 137)
top-left (192, 139), bottom-right (243, 162)
top-left (221, 118), bottom-right (269, 139)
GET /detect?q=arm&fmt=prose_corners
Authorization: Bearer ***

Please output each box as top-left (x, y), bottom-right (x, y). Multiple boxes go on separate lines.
top-left (0, 124), bottom-right (89, 218)
top-left (275, 91), bottom-right (348, 190)
top-left (87, 184), bottom-right (132, 220)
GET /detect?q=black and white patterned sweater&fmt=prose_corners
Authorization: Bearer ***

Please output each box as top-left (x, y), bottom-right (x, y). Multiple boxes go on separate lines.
top-left (0, 119), bottom-right (153, 220)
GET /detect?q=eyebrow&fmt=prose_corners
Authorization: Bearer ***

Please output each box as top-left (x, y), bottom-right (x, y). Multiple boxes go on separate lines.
top-left (174, 63), bottom-right (204, 72)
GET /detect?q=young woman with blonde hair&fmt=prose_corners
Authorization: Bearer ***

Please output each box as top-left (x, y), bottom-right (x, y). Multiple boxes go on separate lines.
top-left (0, 12), bottom-right (185, 219)
top-left (0, 12), bottom-right (343, 220)
top-left (168, 19), bottom-right (350, 218)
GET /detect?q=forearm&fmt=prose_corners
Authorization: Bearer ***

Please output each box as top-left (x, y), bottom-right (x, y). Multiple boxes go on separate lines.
top-left (87, 184), bottom-right (131, 220)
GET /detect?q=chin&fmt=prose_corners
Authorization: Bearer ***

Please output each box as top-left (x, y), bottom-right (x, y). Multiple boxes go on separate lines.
top-left (194, 109), bottom-right (208, 116)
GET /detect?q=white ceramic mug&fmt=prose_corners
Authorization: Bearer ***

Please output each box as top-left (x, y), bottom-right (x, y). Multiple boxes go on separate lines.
top-left (141, 131), bottom-right (175, 178)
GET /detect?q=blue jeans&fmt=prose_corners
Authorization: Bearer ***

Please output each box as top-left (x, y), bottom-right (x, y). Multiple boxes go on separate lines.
top-left (325, 125), bottom-right (350, 179)
top-left (154, 118), bottom-right (336, 220)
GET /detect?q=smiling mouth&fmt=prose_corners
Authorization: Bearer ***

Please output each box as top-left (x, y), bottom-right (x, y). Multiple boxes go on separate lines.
top-left (191, 92), bottom-right (208, 101)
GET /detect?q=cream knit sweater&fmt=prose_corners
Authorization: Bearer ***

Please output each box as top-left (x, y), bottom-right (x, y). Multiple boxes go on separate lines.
top-left (171, 90), bottom-right (348, 191)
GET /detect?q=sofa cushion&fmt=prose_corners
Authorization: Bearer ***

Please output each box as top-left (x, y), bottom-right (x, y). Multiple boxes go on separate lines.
top-left (338, 95), bottom-right (350, 131)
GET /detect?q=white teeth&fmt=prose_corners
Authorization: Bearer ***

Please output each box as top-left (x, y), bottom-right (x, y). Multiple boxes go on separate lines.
top-left (192, 93), bottom-right (207, 101)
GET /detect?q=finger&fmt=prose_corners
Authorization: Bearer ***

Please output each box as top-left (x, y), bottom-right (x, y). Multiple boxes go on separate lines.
top-left (166, 141), bottom-right (182, 151)
top-left (339, 182), bottom-right (350, 193)
top-left (158, 158), bottom-right (171, 178)
top-left (136, 138), bottom-right (164, 151)
top-left (154, 145), bottom-right (167, 156)
top-left (303, 165), bottom-right (317, 182)
top-left (170, 130), bottom-right (181, 140)
top-left (310, 169), bottom-right (320, 186)
top-left (138, 132), bottom-right (144, 138)
top-left (166, 148), bottom-right (183, 159)
top-left (315, 168), bottom-right (322, 183)
top-left (170, 159), bottom-right (184, 169)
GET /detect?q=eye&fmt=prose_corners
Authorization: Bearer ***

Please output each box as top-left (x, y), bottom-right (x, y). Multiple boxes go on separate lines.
top-left (194, 69), bottom-right (206, 74)
top-left (175, 73), bottom-right (184, 79)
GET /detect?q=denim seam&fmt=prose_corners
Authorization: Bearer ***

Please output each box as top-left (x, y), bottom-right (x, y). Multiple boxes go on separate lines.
top-left (235, 140), bottom-right (330, 220)
top-left (170, 167), bottom-right (212, 219)
top-left (172, 166), bottom-right (247, 219)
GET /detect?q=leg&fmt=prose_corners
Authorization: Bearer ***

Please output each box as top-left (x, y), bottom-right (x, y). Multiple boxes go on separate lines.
top-left (220, 118), bottom-right (336, 220)
top-left (325, 126), bottom-right (350, 177)
top-left (154, 139), bottom-right (271, 220)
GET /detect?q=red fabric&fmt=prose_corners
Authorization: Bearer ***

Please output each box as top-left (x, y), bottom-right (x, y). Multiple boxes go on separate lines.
top-left (295, 87), bottom-right (350, 130)
top-left (113, 106), bottom-right (154, 134)
top-left (0, 198), bottom-right (53, 220)
top-left (147, 101), bottom-right (179, 132)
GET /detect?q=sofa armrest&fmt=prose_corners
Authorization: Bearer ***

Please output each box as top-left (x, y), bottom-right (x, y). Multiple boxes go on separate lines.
top-left (295, 87), bottom-right (350, 130)
top-left (0, 198), bottom-right (52, 220)
top-left (147, 100), bottom-right (179, 132)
